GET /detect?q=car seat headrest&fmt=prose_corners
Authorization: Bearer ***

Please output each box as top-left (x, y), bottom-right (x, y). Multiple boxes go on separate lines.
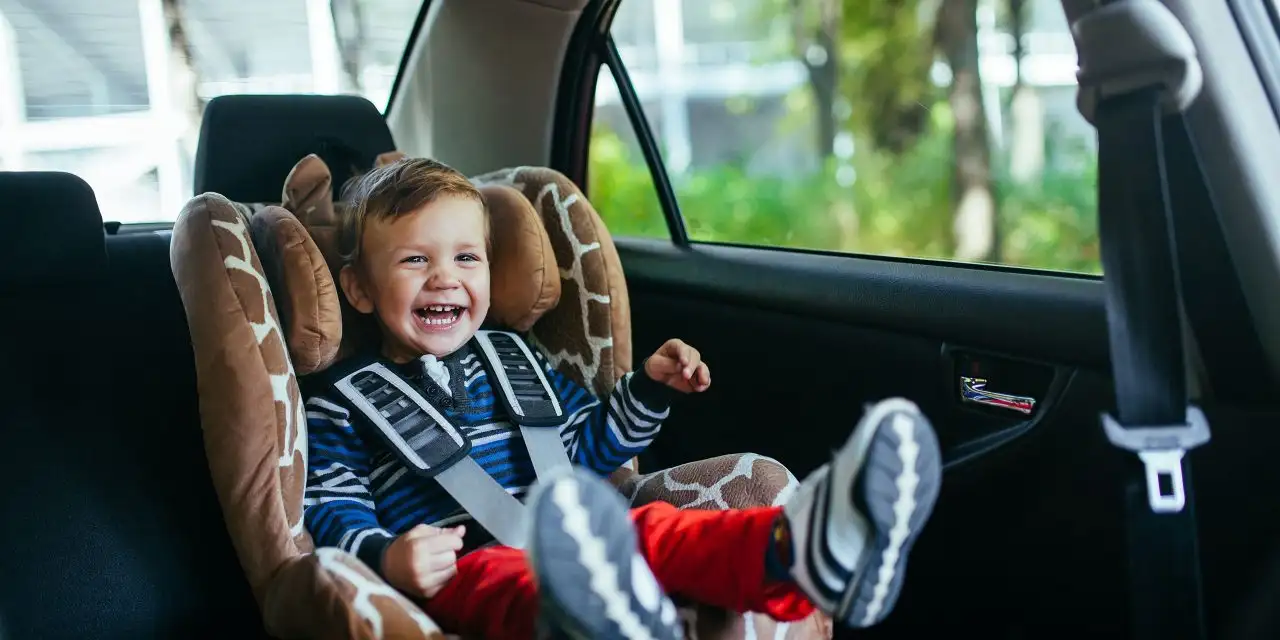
top-left (261, 153), bottom-right (561, 368)
top-left (193, 94), bottom-right (395, 205)
top-left (249, 207), bottom-right (344, 375)
top-left (0, 171), bottom-right (107, 292)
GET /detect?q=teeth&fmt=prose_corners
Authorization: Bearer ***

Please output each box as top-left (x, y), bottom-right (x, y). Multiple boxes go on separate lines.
top-left (416, 305), bottom-right (462, 327)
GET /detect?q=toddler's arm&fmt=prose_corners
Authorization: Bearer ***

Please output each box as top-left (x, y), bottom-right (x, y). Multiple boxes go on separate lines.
top-left (302, 395), bottom-right (397, 575)
top-left (533, 347), bottom-right (674, 475)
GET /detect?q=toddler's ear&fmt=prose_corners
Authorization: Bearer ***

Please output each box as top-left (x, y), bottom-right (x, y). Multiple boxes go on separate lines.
top-left (338, 264), bottom-right (375, 314)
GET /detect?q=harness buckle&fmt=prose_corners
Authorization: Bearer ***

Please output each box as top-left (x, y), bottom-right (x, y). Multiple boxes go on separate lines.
top-left (1102, 407), bottom-right (1210, 514)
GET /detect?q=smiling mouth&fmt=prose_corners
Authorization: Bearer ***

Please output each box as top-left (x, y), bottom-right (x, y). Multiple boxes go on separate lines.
top-left (414, 304), bottom-right (466, 330)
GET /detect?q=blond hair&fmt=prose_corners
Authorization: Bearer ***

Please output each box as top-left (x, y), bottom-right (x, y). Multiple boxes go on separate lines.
top-left (337, 157), bottom-right (487, 267)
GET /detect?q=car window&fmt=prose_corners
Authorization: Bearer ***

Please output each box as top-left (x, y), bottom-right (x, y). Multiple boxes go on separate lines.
top-left (0, 0), bottom-right (420, 224)
top-left (589, 0), bottom-right (1100, 274)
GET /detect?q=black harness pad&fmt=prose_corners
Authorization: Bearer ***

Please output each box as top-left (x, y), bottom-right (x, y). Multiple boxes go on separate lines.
top-left (474, 330), bottom-right (565, 428)
top-left (332, 361), bottom-right (471, 479)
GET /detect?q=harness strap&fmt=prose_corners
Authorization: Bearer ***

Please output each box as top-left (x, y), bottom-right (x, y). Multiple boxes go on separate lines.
top-left (474, 330), bottom-right (574, 479)
top-left (333, 362), bottom-right (529, 548)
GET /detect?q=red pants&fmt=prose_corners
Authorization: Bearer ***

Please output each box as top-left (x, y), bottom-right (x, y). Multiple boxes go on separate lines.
top-left (420, 502), bottom-right (815, 639)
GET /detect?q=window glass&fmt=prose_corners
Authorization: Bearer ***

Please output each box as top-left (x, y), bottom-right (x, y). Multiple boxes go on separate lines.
top-left (589, 67), bottom-right (667, 239)
top-left (590, 0), bottom-right (1101, 274)
top-left (0, 0), bottom-right (420, 224)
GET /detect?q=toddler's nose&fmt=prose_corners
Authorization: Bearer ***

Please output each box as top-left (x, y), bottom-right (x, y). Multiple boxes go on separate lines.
top-left (426, 267), bottom-right (461, 289)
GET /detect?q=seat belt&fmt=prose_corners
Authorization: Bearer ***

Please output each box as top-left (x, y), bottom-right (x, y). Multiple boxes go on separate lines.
top-left (1096, 87), bottom-right (1209, 640)
top-left (330, 331), bottom-right (573, 549)
top-left (1076, 2), bottom-right (1209, 638)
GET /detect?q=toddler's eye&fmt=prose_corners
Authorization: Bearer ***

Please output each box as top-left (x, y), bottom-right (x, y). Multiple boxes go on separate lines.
top-left (401, 255), bottom-right (427, 264)
top-left (457, 253), bottom-right (481, 263)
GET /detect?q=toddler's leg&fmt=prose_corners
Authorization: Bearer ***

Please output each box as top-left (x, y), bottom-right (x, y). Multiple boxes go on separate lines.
top-left (626, 499), bottom-right (816, 621)
top-left (526, 467), bottom-right (683, 640)
top-left (419, 545), bottom-right (539, 639)
top-left (783, 397), bottom-right (943, 628)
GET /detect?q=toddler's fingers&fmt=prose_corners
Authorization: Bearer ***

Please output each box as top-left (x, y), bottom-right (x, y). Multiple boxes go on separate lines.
top-left (405, 524), bottom-right (437, 539)
top-left (427, 532), bottom-right (466, 553)
top-left (677, 341), bottom-right (695, 363)
top-left (648, 354), bottom-right (679, 374)
top-left (696, 362), bottom-right (711, 388)
top-left (682, 348), bottom-right (701, 379)
top-left (417, 549), bottom-right (457, 575)
top-left (420, 564), bottom-right (459, 597)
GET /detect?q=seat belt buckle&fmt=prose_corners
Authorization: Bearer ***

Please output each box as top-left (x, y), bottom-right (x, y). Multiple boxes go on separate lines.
top-left (1102, 407), bottom-right (1211, 514)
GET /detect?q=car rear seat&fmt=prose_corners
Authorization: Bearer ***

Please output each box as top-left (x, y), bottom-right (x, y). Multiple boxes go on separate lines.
top-left (0, 172), bottom-right (266, 639)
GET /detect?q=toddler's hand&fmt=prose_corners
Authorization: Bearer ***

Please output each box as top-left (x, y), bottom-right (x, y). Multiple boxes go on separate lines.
top-left (644, 339), bottom-right (711, 393)
top-left (383, 524), bottom-right (466, 599)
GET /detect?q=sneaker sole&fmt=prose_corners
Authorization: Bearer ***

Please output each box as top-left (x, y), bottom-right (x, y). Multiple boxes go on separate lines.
top-left (526, 467), bottom-right (681, 640)
top-left (836, 398), bottom-right (942, 627)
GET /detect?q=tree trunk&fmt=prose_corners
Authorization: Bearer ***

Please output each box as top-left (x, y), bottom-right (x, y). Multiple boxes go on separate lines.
top-left (160, 0), bottom-right (203, 184)
top-left (937, 0), bottom-right (997, 263)
top-left (808, 26), bottom-right (839, 158)
top-left (1006, 0), bottom-right (1044, 183)
top-left (792, 0), bottom-right (841, 159)
top-left (808, 28), bottom-right (838, 159)
top-left (330, 0), bottom-right (367, 93)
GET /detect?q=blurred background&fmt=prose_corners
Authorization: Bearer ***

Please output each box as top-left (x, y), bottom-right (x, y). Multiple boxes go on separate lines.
top-left (0, 0), bottom-right (1097, 273)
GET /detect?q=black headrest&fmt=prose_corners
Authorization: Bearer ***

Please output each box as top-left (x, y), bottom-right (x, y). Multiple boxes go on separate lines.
top-left (193, 94), bottom-right (397, 204)
top-left (0, 172), bottom-right (107, 292)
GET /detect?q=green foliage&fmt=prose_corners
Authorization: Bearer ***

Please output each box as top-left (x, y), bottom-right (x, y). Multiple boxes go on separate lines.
top-left (838, 0), bottom-right (938, 153)
top-left (585, 126), bottom-right (667, 239)
top-left (587, 105), bottom-right (1100, 274)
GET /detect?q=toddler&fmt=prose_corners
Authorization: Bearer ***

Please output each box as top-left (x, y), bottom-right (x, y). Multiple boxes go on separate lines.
top-left (302, 158), bottom-right (943, 639)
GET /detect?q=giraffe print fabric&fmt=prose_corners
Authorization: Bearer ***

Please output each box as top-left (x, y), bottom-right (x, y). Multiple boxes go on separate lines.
top-left (471, 166), bottom-right (633, 400)
top-left (620, 453), bottom-right (835, 640)
top-left (171, 194), bottom-right (446, 639)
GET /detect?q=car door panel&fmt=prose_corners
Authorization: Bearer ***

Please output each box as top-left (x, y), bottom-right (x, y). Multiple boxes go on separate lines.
top-left (618, 238), bottom-right (1132, 636)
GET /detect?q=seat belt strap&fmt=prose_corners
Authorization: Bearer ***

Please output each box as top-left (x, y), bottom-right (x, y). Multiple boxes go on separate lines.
top-left (473, 330), bottom-right (573, 480)
top-left (333, 362), bottom-right (529, 548)
top-left (1095, 86), bottom-right (1209, 640)
top-left (1077, 3), bottom-right (1210, 636)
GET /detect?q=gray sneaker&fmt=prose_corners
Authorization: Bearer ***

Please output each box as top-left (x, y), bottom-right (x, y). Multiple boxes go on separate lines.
top-left (526, 467), bottom-right (682, 640)
top-left (784, 397), bottom-right (943, 628)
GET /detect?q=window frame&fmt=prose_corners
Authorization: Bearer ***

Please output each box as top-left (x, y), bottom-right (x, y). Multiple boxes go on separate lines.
top-left (550, 0), bottom-right (686, 244)
top-left (1227, 0), bottom-right (1280, 127)
top-left (384, 0), bottom-right (439, 119)
top-left (600, 38), bottom-right (689, 245)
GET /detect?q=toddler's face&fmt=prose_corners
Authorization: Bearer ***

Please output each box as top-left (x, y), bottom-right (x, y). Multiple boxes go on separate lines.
top-left (341, 195), bottom-right (491, 362)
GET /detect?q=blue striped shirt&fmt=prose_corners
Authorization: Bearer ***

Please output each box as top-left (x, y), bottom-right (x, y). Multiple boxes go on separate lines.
top-left (301, 342), bottom-right (672, 576)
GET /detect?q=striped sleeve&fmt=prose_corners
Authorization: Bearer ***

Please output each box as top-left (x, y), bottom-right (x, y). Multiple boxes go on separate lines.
top-left (534, 349), bottom-right (674, 476)
top-left (302, 394), bottom-right (396, 575)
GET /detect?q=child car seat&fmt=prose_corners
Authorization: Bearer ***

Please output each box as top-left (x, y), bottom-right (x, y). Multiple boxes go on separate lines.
top-left (169, 150), bottom-right (832, 639)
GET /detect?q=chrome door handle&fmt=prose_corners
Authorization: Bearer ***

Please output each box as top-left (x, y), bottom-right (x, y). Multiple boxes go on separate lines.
top-left (960, 376), bottom-right (1037, 415)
